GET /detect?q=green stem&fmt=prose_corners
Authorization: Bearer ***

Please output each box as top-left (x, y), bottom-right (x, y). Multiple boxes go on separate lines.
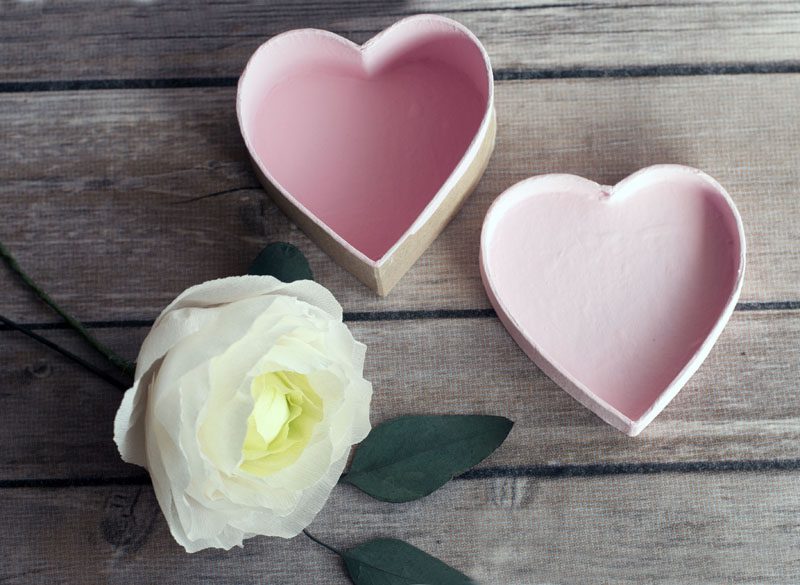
top-left (302, 529), bottom-right (343, 556)
top-left (0, 241), bottom-right (134, 377)
top-left (0, 314), bottom-right (131, 390)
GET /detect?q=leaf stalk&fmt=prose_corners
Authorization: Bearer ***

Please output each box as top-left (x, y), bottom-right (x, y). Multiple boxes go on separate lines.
top-left (0, 314), bottom-right (130, 390)
top-left (0, 241), bottom-right (134, 377)
top-left (302, 529), bottom-right (343, 556)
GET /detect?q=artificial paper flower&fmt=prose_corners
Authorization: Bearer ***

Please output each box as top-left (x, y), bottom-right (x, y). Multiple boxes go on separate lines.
top-left (113, 276), bottom-right (372, 552)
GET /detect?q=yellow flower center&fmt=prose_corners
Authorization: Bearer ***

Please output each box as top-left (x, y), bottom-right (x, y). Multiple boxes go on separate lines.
top-left (239, 371), bottom-right (323, 477)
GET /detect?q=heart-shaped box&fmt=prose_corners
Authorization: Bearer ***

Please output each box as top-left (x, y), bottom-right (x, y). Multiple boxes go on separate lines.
top-left (238, 15), bottom-right (495, 295)
top-left (480, 165), bottom-right (746, 436)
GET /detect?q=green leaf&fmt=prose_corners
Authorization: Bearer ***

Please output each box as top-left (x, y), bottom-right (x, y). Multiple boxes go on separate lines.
top-left (247, 242), bottom-right (313, 282)
top-left (344, 415), bottom-right (513, 503)
top-left (343, 538), bottom-right (474, 585)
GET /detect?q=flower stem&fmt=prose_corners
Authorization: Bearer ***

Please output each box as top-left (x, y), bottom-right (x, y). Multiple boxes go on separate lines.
top-left (302, 529), bottom-right (343, 556)
top-left (0, 314), bottom-right (130, 390)
top-left (0, 241), bottom-right (135, 377)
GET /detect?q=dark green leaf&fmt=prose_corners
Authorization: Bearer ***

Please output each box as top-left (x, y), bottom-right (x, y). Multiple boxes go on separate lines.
top-left (343, 538), bottom-right (474, 585)
top-left (247, 242), bottom-right (313, 282)
top-left (344, 415), bottom-right (513, 503)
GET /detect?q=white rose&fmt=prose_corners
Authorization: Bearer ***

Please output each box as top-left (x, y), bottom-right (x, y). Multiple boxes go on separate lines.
top-left (113, 276), bottom-right (372, 552)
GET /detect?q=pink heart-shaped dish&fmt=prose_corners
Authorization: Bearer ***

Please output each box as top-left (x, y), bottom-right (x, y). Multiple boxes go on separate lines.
top-left (238, 15), bottom-right (495, 295)
top-left (480, 165), bottom-right (746, 436)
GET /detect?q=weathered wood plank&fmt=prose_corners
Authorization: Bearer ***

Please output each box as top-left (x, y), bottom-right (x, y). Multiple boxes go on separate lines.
top-left (1, 75), bottom-right (799, 321)
top-left (1, 310), bottom-right (797, 481)
top-left (3, 472), bottom-right (799, 584)
top-left (3, 1), bottom-right (800, 81)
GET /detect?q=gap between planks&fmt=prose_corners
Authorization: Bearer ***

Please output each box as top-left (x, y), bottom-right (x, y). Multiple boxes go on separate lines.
top-left (2, 62), bottom-right (800, 93)
top-left (3, 458), bottom-right (800, 490)
top-left (1, 301), bottom-right (798, 333)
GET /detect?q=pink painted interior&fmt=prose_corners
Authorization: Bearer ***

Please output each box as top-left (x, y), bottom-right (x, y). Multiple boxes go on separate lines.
top-left (483, 169), bottom-right (742, 421)
top-left (239, 19), bottom-right (490, 261)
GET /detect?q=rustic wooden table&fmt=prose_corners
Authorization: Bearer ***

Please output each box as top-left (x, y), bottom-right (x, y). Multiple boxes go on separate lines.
top-left (2, 1), bottom-right (799, 583)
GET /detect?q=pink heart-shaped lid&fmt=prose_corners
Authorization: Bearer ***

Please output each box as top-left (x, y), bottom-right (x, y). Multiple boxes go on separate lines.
top-left (480, 165), bottom-right (746, 435)
top-left (237, 15), bottom-right (493, 267)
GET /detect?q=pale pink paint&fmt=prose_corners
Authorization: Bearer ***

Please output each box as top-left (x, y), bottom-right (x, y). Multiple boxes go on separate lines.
top-left (238, 17), bottom-right (490, 261)
top-left (480, 166), bottom-right (746, 435)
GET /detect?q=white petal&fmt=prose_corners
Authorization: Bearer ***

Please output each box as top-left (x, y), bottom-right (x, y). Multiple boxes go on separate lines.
top-left (113, 382), bottom-right (146, 466)
top-left (229, 449), bottom-right (349, 539)
top-left (144, 410), bottom-right (194, 550)
top-left (137, 276), bottom-right (342, 382)
top-left (113, 360), bottom-right (162, 467)
top-left (134, 306), bottom-right (216, 382)
top-left (328, 378), bottom-right (373, 459)
top-left (158, 275), bottom-right (342, 323)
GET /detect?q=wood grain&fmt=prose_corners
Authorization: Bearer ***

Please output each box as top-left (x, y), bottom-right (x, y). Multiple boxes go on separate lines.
top-left (2, 310), bottom-right (797, 481)
top-left (1, 75), bottom-right (799, 322)
top-left (3, 472), bottom-right (799, 584)
top-left (3, 1), bottom-right (800, 82)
